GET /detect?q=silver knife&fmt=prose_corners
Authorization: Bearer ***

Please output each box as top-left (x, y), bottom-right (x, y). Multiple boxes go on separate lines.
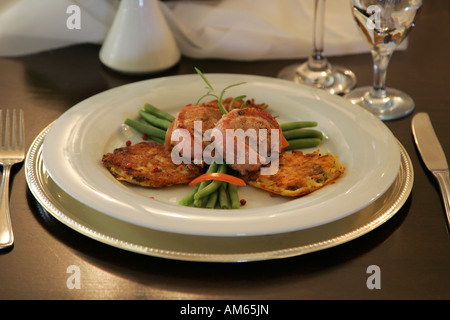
top-left (412, 112), bottom-right (450, 229)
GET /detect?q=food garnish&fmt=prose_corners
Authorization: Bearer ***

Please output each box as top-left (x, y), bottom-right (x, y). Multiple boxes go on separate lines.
top-left (195, 67), bottom-right (247, 114)
top-left (188, 172), bottom-right (247, 187)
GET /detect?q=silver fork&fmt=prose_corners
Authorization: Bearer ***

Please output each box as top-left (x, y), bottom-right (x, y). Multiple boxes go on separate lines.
top-left (0, 109), bottom-right (25, 249)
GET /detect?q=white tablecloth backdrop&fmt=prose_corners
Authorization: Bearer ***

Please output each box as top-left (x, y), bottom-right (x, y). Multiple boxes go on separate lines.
top-left (0, 0), bottom-right (401, 60)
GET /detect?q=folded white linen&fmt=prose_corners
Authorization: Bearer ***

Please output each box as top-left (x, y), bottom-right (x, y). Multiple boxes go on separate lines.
top-left (161, 0), bottom-right (372, 60)
top-left (0, 0), bottom-right (118, 57)
top-left (0, 0), bottom-right (404, 59)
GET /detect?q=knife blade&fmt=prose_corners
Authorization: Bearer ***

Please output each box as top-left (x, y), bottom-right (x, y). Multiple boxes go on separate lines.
top-left (412, 112), bottom-right (450, 230)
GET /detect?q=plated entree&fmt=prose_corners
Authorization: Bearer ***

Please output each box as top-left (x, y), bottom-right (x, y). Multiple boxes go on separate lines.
top-left (102, 69), bottom-right (345, 209)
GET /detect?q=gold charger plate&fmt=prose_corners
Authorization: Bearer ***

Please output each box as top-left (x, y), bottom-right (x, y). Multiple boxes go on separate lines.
top-left (25, 124), bottom-right (413, 262)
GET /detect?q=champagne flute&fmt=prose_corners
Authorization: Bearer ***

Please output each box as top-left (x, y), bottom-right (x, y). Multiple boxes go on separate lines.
top-left (278, 0), bottom-right (357, 95)
top-left (346, 0), bottom-right (422, 120)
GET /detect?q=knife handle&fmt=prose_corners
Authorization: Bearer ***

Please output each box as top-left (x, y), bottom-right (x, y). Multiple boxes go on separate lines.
top-left (433, 170), bottom-right (450, 230)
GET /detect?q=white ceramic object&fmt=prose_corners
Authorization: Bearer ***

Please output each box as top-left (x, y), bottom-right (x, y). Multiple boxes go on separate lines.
top-left (99, 0), bottom-right (180, 74)
top-left (42, 74), bottom-right (401, 237)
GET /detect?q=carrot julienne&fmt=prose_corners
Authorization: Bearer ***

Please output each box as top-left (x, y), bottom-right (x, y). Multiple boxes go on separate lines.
top-left (189, 172), bottom-right (246, 187)
top-left (281, 135), bottom-right (290, 149)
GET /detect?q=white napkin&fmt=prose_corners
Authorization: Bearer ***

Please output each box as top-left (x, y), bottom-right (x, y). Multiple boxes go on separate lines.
top-left (0, 0), bottom-right (118, 57)
top-left (0, 0), bottom-right (403, 60)
top-left (161, 0), bottom-right (371, 60)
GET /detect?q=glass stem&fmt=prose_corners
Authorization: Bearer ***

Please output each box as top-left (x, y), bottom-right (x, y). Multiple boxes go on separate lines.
top-left (370, 50), bottom-right (393, 99)
top-left (308, 0), bottom-right (329, 71)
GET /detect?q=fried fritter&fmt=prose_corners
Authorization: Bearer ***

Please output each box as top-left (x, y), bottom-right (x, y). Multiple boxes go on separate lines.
top-left (241, 150), bottom-right (345, 197)
top-left (102, 141), bottom-right (204, 188)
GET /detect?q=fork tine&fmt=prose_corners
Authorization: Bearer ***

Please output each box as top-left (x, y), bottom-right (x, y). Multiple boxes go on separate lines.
top-left (1, 109), bottom-right (4, 149)
top-left (11, 109), bottom-right (16, 149)
top-left (19, 109), bottom-right (24, 150)
top-left (0, 109), bottom-right (24, 151)
top-left (5, 109), bottom-right (10, 149)
top-left (12, 109), bottom-right (24, 150)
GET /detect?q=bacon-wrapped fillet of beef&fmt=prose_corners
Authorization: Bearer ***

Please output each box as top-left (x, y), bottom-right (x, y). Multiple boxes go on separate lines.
top-left (165, 102), bottom-right (223, 164)
top-left (213, 107), bottom-right (285, 175)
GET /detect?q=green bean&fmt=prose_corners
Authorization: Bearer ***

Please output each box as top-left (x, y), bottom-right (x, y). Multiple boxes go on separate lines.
top-left (218, 183), bottom-right (230, 209)
top-left (144, 103), bottom-right (175, 122)
top-left (228, 183), bottom-right (241, 209)
top-left (282, 128), bottom-right (323, 141)
top-left (179, 185), bottom-right (199, 206)
top-left (193, 163), bottom-right (227, 201)
top-left (193, 162), bottom-right (219, 207)
top-left (205, 189), bottom-right (219, 209)
top-left (193, 184), bottom-right (210, 207)
top-left (280, 121), bottom-right (318, 131)
top-left (139, 110), bottom-right (172, 130)
top-left (133, 119), bottom-right (166, 144)
top-left (124, 118), bottom-right (166, 140)
top-left (148, 135), bottom-right (165, 145)
top-left (284, 138), bottom-right (322, 150)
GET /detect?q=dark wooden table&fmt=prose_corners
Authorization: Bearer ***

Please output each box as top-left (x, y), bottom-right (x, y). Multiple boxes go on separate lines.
top-left (0, 0), bottom-right (449, 302)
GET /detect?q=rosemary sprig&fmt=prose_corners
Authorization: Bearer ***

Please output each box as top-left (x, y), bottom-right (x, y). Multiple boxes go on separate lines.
top-left (195, 67), bottom-right (247, 114)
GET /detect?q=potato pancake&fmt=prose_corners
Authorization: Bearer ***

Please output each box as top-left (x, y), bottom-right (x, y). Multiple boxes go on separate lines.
top-left (241, 150), bottom-right (345, 197)
top-left (102, 141), bottom-right (204, 188)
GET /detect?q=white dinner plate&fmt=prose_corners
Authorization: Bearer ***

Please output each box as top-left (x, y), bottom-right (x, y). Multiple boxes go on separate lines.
top-left (42, 74), bottom-right (400, 236)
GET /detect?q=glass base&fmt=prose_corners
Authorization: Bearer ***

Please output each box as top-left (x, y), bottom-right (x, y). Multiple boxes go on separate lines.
top-left (277, 62), bottom-right (357, 95)
top-left (345, 86), bottom-right (415, 121)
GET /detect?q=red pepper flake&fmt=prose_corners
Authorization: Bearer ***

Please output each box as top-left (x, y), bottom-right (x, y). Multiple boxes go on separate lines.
top-left (269, 192), bottom-right (277, 197)
top-left (126, 140), bottom-right (132, 146)
top-left (240, 199), bottom-right (247, 206)
top-left (187, 164), bottom-right (193, 170)
top-left (126, 163), bottom-right (132, 168)
top-left (153, 166), bottom-right (159, 173)
top-left (142, 134), bottom-right (148, 140)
